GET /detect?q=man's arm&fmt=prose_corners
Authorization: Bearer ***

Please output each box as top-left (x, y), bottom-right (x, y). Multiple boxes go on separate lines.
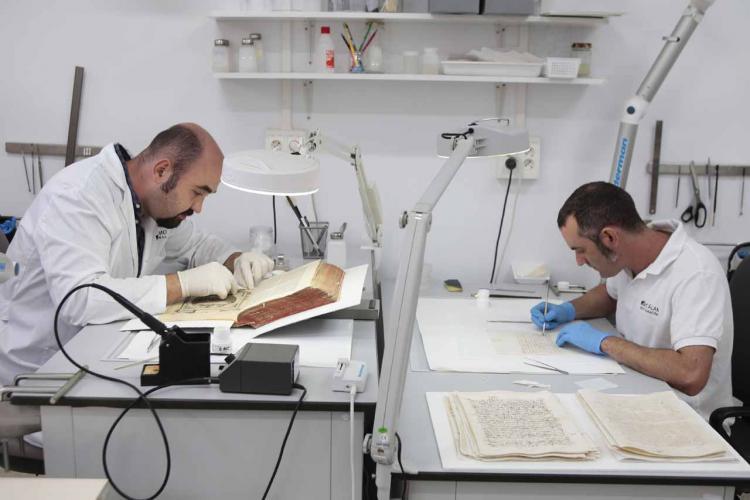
top-left (223, 252), bottom-right (241, 272)
top-left (166, 274), bottom-right (183, 305)
top-left (570, 283), bottom-right (617, 319)
top-left (601, 337), bottom-right (714, 396)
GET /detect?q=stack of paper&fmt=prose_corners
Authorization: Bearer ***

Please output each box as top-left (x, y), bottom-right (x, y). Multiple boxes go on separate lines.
top-left (577, 389), bottom-right (729, 461)
top-left (444, 390), bottom-right (599, 461)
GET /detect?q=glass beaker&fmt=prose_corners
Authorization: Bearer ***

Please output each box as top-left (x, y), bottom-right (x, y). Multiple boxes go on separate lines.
top-left (249, 225), bottom-right (275, 257)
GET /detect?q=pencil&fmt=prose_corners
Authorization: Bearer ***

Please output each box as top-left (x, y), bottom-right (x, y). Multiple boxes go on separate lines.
top-left (361, 29), bottom-right (378, 55)
top-left (360, 21), bottom-right (373, 51)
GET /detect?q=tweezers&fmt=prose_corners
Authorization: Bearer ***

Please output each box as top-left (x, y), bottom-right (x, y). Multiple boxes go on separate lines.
top-left (523, 357), bottom-right (569, 375)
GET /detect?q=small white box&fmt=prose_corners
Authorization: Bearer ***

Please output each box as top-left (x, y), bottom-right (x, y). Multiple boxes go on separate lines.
top-left (512, 262), bottom-right (550, 285)
top-left (539, 0), bottom-right (624, 17)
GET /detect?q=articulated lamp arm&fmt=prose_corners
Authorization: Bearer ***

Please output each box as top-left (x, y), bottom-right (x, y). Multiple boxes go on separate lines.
top-left (300, 130), bottom-right (383, 249)
top-left (610, 0), bottom-right (715, 188)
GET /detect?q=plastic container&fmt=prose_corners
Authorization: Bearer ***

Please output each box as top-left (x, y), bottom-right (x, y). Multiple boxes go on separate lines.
top-left (440, 60), bottom-right (543, 77)
top-left (571, 42), bottom-right (592, 77)
top-left (544, 57), bottom-right (581, 79)
top-left (212, 39), bottom-right (231, 73)
top-left (317, 26), bottom-right (336, 72)
top-left (238, 37), bottom-right (258, 72)
top-left (300, 222), bottom-right (329, 259)
top-left (402, 51), bottom-right (420, 74)
top-left (212, 326), bottom-right (233, 354)
top-left (421, 48), bottom-right (440, 75)
top-left (327, 223), bottom-right (347, 268)
top-left (512, 262), bottom-right (550, 285)
top-left (364, 44), bottom-right (384, 73)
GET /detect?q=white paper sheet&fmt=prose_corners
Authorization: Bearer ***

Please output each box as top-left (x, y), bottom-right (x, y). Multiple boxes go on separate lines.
top-left (416, 297), bottom-right (624, 375)
top-left (575, 377), bottom-right (619, 392)
top-left (120, 264), bottom-right (368, 333)
top-left (115, 318), bottom-right (353, 368)
top-left (426, 392), bottom-right (744, 474)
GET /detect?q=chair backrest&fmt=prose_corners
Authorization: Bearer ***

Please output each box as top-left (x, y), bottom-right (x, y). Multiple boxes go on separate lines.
top-left (0, 231), bottom-right (8, 253)
top-left (730, 256), bottom-right (750, 404)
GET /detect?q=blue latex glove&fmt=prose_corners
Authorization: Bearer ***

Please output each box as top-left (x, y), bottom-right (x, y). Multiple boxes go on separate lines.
top-left (530, 301), bottom-right (575, 330)
top-left (555, 322), bottom-right (615, 355)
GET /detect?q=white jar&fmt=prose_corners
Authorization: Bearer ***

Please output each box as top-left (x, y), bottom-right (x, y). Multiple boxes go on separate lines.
top-left (239, 37), bottom-right (258, 72)
top-left (402, 50), bottom-right (420, 74)
top-left (364, 44), bottom-right (384, 73)
top-left (212, 39), bottom-right (231, 73)
top-left (421, 47), bottom-right (440, 75)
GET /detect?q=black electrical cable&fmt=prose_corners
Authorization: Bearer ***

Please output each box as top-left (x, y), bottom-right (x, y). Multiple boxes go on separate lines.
top-left (261, 383), bottom-right (308, 500)
top-left (53, 283), bottom-right (211, 500)
top-left (395, 433), bottom-right (408, 500)
top-left (489, 166), bottom-right (515, 284)
top-left (272, 195), bottom-right (278, 244)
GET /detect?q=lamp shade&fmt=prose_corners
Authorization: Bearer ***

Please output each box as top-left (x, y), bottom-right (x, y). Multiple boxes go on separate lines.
top-left (221, 150), bottom-right (320, 196)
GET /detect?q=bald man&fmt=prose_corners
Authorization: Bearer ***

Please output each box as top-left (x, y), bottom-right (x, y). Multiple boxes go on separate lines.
top-left (0, 123), bottom-right (273, 385)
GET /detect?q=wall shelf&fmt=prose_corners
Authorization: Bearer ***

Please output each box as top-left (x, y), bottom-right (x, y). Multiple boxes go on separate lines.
top-left (214, 72), bottom-right (605, 85)
top-left (210, 10), bottom-right (612, 27)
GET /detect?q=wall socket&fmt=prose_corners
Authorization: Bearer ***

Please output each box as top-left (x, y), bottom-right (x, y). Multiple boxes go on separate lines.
top-left (496, 136), bottom-right (540, 180)
top-left (265, 128), bottom-right (308, 154)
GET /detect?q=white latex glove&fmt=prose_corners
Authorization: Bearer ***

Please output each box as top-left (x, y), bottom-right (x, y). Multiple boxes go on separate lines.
top-left (177, 262), bottom-right (238, 299)
top-left (233, 251), bottom-right (275, 290)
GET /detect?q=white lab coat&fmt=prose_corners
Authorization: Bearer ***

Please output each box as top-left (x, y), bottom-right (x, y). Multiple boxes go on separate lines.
top-left (0, 144), bottom-right (235, 385)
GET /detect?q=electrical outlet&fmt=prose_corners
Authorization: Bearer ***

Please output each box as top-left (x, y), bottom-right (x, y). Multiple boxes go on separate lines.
top-left (265, 128), bottom-right (308, 154)
top-left (496, 136), bottom-right (540, 180)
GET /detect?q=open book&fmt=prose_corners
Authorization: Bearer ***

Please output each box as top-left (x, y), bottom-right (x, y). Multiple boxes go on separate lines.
top-left (444, 390), bottom-right (598, 461)
top-left (577, 389), bottom-right (729, 461)
top-left (159, 260), bottom-right (344, 328)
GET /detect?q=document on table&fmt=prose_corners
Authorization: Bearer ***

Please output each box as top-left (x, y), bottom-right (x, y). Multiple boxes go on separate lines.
top-left (119, 264), bottom-right (368, 334)
top-left (426, 392), bottom-right (741, 473)
top-left (577, 389), bottom-right (730, 461)
top-left (444, 390), bottom-right (598, 460)
top-left (115, 318), bottom-right (353, 368)
top-left (416, 298), bottom-right (624, 374)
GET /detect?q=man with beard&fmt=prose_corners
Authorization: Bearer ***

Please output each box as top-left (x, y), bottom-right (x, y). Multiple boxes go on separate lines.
top-left (0, 123), bottom-right (274, 386)
top-left (530, 182), bottom-right (734, 419)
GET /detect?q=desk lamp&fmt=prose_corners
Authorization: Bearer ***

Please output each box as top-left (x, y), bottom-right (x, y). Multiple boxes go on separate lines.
top-left (364, 118), bottom-right (530, 500)
top-left (297, 130), bottom-right (384, 304)
top-left (221, 149), bottom-right (321, 251)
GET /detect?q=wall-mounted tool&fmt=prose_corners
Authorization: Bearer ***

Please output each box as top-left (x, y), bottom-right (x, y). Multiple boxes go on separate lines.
top-left (681, 163), bottom-right (707, 228)
top-left (649, 120), bottom-right (663, 215)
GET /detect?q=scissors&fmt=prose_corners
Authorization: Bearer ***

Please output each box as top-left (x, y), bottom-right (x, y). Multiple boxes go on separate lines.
top-left (680, 162), bottom-right (707, 228)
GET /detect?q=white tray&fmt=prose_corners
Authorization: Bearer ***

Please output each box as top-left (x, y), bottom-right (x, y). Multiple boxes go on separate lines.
top-left (441, 60), bottom-right (543, 77)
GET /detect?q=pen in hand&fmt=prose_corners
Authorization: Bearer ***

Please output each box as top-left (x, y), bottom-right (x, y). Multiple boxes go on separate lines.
top-left (542, 280), bottom-right (550, 336)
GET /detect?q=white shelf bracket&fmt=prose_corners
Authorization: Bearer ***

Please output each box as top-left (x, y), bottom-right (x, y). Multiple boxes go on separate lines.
top-left (281, 20), bottom-right (293, 129)
top-left (304, 80), bottom-right (313, 121)
top-left (495, 84), bottom-right (507, 118)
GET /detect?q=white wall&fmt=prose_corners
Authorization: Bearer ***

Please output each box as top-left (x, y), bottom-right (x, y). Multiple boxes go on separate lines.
top-left (1, 0), bottom-right (748, 288)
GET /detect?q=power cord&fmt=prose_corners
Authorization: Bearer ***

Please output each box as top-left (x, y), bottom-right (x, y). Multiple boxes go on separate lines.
top-left (489, 158), bottom-right (516, 283)
top-left (272, 196), bottom-right (277, 245)
top-left (262, 382), bottom-right (308, 500)
top-left (53, 283), bottom-right (212, 500)
top-left (395, 433), bottom-right (408, 500)
top-left (493, 159), bottom-right (525, 286)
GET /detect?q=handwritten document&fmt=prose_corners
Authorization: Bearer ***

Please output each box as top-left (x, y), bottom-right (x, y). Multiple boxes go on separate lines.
top-left (577, 389), bottom-right (728, 460)
top-left (445, 391), bottom-right (598, 460)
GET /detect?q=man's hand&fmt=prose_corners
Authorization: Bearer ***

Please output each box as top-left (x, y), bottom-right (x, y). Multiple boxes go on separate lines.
top-left (555, 322), bottom-right (615, 355)
top-left (233, 251), bottom-right (275, 290)
top-left (530, 301), bottom-right (576, 330)
top-left (177, 262), bottom-right (238, 299)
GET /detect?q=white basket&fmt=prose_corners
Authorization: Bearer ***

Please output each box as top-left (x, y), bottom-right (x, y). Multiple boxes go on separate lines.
top-left (544, 57), bottom-right (581, 79)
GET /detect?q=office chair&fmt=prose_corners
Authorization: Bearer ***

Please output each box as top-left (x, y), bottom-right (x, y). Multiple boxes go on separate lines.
top-left (726, 241), bottom-right (750, 282)
top-left (710, 254), bottom-right (750, 465)
top-left (0, 231), bottom-right (8, 253)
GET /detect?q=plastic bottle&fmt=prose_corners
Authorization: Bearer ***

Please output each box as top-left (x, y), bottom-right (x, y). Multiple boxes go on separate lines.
top-left (317, 26), bottom-right (335, 73)
top-left (212, 326), bottom-right (233, 354)
top-left (327, 223), bottom-right (347, 268)
top-left (238, 37), bottom-right (258, 72)
top-left (250, 33), bottom-right (265, 72)
top-left (212, 39), bottom-right (231, 73)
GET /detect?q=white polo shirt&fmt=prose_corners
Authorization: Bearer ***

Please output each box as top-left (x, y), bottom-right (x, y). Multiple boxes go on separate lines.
top-left (605, 220), bottom-right (734, 419)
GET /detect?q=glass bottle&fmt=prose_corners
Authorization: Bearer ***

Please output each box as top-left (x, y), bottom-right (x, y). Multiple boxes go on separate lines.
top-left (238, 37), bottom-right (258, 72)
top-left (571, 42), bottom-right (592, 77)
top-left (249, 33), bottom-right (265, 72)
top-left (212, 39), bottom-right (231, 73)
top-left (421, 47), bottom-right (440, 75)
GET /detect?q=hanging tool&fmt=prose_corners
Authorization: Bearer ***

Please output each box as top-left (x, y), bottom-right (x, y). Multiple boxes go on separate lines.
top-left (740, 168), bottom-right (746, 216)
top-left (711, 164), bottom-right (718, 226)
top-left (37, 145), bottom-right (44, 189)
top-left (21, 152), bottom-right (31, 193)
top-left (30, 146), bottom-right (37, 194)
top-left (675, 163), bottom-right (682, 208)
top-left (681, 163), bottom-right (707, 228)
top-left (705, 158), bottom-right (711, 210)
top-left (649, 120), bottom-right (663, 215)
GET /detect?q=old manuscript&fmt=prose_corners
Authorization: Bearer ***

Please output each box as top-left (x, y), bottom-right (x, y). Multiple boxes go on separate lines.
top-left (444, 391), bottom-right (598, 461)
top-left (577, 389), bottom-right (728, 460)
top-left (159, 260), bottom-right (344, 328)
